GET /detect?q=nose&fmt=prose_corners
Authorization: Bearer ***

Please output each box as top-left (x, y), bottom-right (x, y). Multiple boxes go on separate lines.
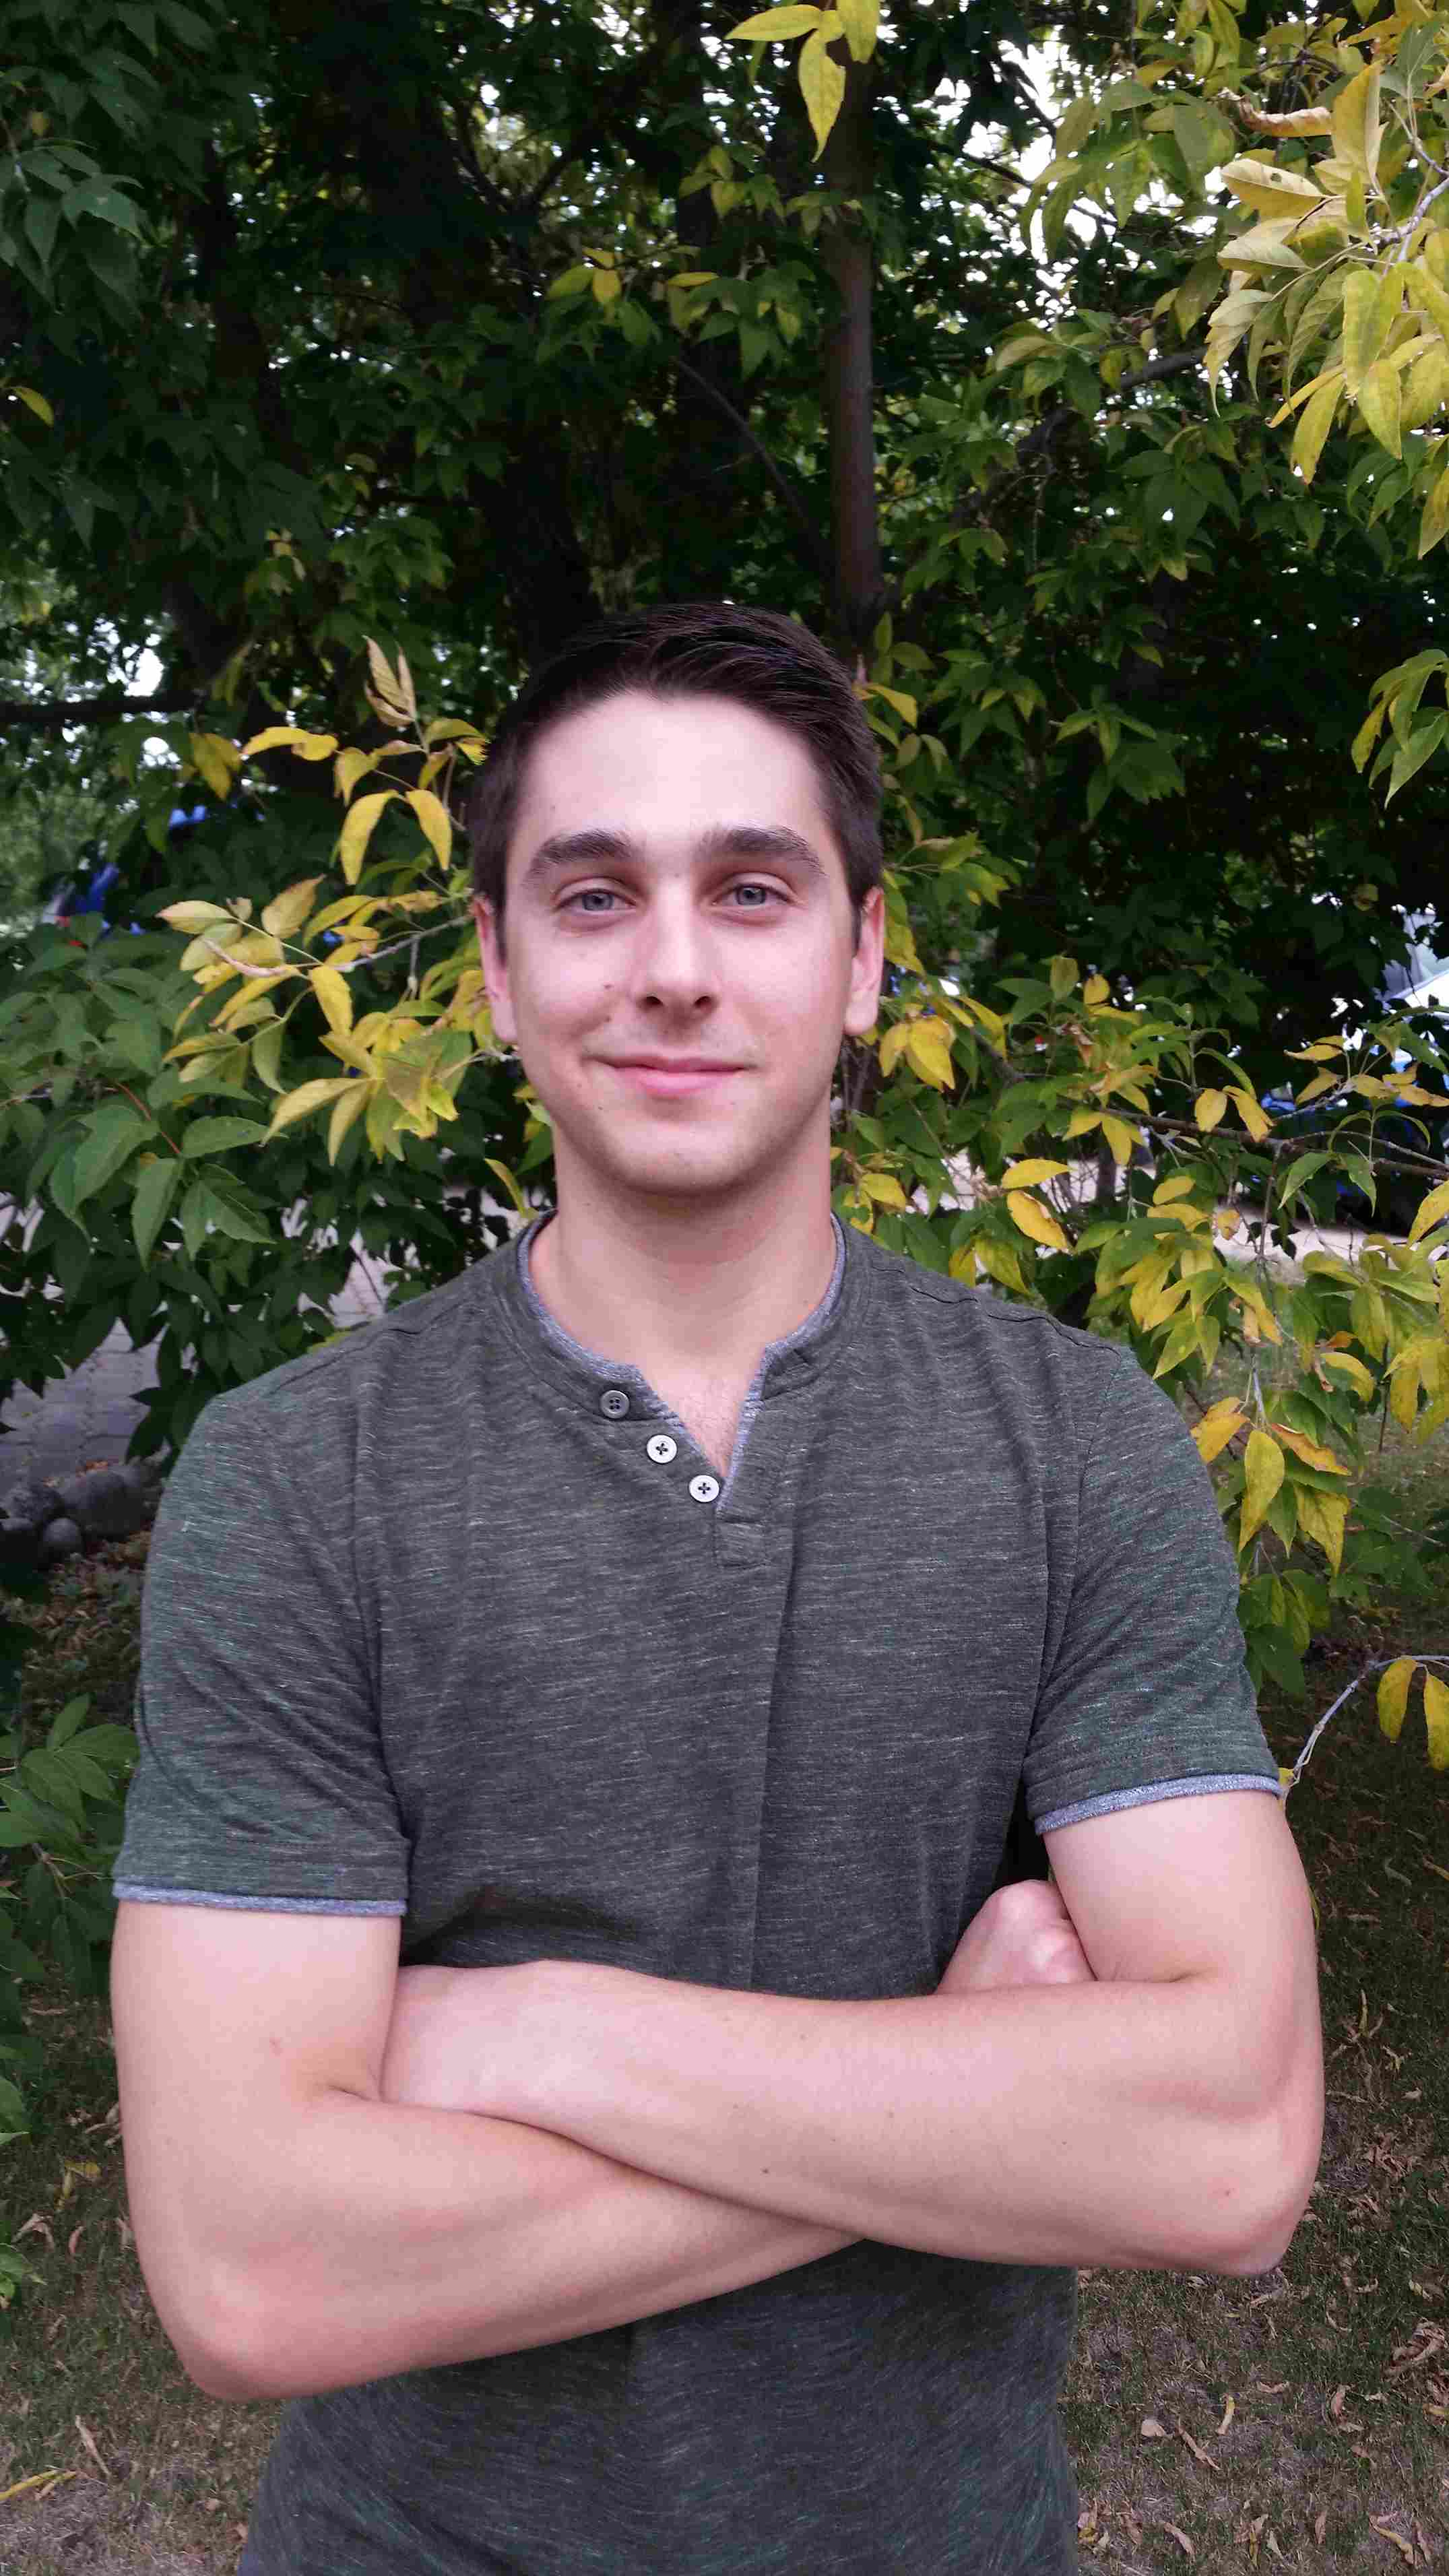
top-left (631, 886), bottom-right (718, 1013)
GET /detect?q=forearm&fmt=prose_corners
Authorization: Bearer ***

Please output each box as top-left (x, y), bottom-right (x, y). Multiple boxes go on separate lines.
top-left (152, 2096), bottom-right (853, 2402)
top-left (491, 1965), bottom-right (1310, 2278)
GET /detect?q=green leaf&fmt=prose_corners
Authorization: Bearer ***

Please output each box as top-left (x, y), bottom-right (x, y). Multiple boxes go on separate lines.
top-left (69, 1103), bottom-right (153, 1211)
top-left (1356, 356), bottom-right (1402, 457)
top-left (131, 1155), bottom-right (181, 1264)
top-left (179, 1117), bottom-right (270, 1157)
top-left (1386, 711), bottom-right (1447, 803)
top-left (1341, 268), bottom-right (1400, 398)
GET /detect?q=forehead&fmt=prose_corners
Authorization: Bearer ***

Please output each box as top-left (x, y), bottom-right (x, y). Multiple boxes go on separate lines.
top-left (507, 690), bottom-right (842, 878)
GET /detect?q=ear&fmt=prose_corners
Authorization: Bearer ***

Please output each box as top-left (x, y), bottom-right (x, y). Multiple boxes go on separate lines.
top-left (843, 884), bottom-right (886, 1040)
top-left (472, 896), bottom-right (515, 1047)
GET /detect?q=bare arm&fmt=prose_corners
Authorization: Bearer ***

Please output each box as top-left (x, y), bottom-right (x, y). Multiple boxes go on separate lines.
top-left (112, 1871), bottom-right (1094, 2404)
top-left (385, 1793), bottom-right (1323, 2279)
top-left (111, 1902), bottom-right (850, 2404)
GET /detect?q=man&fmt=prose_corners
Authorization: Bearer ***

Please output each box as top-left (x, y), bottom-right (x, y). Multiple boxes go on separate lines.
top-left (112, 602), bottom-right (1323, 2574)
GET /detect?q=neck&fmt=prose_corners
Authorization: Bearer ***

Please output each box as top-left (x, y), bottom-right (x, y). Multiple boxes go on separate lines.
top-left (527, 1153), bottom-right (839, 1382)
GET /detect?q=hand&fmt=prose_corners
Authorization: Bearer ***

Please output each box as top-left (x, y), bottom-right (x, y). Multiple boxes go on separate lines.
top-left (939, 1878), bottom-right (1095, 1996)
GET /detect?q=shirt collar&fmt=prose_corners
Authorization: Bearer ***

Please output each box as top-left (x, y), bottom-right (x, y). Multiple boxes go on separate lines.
top-left (494, 1209), bottom-right (858, 1413)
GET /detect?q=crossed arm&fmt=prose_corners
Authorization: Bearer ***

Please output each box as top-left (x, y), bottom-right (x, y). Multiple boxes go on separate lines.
top-left (112, 1791), bottom-right (1322, 2404)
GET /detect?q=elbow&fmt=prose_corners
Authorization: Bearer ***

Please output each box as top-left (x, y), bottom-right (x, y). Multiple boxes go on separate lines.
top-left (148, 2257), bottom-right (295, 2404)
top-left (1202, 2079), bottom-right (1324, 2281)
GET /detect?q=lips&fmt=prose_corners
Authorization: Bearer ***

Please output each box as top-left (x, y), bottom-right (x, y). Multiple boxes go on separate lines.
top-left (603, 1059), bottom-right (745, 1097)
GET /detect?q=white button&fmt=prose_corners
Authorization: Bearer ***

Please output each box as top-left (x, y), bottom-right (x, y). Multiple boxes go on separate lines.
top-left (647, 1434), bottom-right (678, 1464)
top-left (688, 1473), bottom-right (721, 1504)
top-left (600, 1388), bottom-right (630, 1419)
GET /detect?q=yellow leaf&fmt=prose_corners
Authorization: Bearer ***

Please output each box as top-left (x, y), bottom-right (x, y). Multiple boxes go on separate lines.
top-left (591, 266), bottom-right (622, 305)
top-left (327, 1082), bottom-right (371, 1165)
top-left (1377, 1656), bottom-right (1417, 1743)
top-left (158, 900), bottom-right (234, 933)
top-left (1002, 1159), bottom-right (1070, 1188)
top-left (1331, 63), bottom-right (1380, 185)
top-left (406, 787), bottom-right (453, 866)
top-left (337, 790), bottom-right (397, 886)
top-left (975, 1237), bottom-right (1028, 1295)
top-left (1048, 953), bottom-right (1079, 998)
top-left (1272, 1424), bottom-right (1347, 1474)
top-left (15, 384), bottom-right (55, 425)
top-left (1356, 357), bottom-right (1402, 457)
top-left (1220, 157), bottom-right (1324, 224)
top-left (1239, 1427), bottom-right (1285, 1548)
top-left (1291, 374), bottom-right (1343, 484)
top-left (1154, 1174), bottom-right (1197, 1204)
top-left (1101, 1116), bottom-right (1139, 1163)
top-left (189, 732), bottom-right (241, 799)
top-left (860, 1169), bottom-right (909, 1207)
top-left (903, 1016), bottom-right (955, 1090)
top-left (868, 682), bottom-right (920, 724)
top-left (1083, 973), bottom-right (1109, 1006)
top-left (799, 21), bottom-right (845, 156)
top-left (1194, 1403), bottom-right (1246, 1463)
top-left (265, 1077), bottom-right (358, 1137)
top-left (1419, 461), bottom-right (1449, 560)
top-left (1195, 1088), bottom-right (1228, 1131)
top-left (1319, 1347), bottom-right (1375, 1398)
top-left (1297, 1488), bottom-right (1348, 1576)
top-left (261, 876), bottom-right (323, 940)
top-left (725, 3), bottom-right (824, 33)
top-left (1408, 1176), bottom-right (1449, 1243)
top-left (484, 1156), bottom-right (529, 1217)
top-left (309, 964), bottom-right (354, 1035)
top-left (835, 0), bottom-right (876, 59)
top-left (1424, 1671), bottom-right (1449, 1770)
top-left (334, 748), bottom-right (377, 802)
top-left (948, 1243), bottom-right (978, 1283)
top-left (878, 1021), bottom-right (913, 1075)
top-left (1230, 1087), bottom-right (1272, 1141)
top-left (1006, 1191), bottom-right (1072, 1253)
top-left (1295, 1069), bottom-right (1341, 1105)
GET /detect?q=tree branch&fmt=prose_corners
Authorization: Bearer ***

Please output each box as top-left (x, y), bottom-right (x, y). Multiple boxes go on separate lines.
top-left (669, 354), bottom-right (835, 588)
top-left (0, 690), bottom-right (191, 737)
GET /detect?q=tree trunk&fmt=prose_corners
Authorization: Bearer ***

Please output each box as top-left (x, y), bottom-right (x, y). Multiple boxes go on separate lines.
top-left (819, 57), bottom-right (883, 655)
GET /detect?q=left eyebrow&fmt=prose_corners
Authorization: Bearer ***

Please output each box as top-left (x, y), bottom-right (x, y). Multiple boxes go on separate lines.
top-left (521, 823), bottom-right (825, 889)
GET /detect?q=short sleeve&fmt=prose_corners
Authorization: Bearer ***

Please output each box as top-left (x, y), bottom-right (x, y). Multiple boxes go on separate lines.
top-left (114, 1387), bottom-right (408, 1915)
top-left (1022, 1349), bottom-right (1281, 1835)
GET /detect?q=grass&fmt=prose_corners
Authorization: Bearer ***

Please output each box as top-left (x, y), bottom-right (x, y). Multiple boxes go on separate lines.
top-left (1, 1417), bottom-right (1446, 2575)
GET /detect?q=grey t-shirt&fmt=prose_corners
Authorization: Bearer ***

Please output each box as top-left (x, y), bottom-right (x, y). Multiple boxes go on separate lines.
top-left (116, 1216), bottom-right (1279, 2574)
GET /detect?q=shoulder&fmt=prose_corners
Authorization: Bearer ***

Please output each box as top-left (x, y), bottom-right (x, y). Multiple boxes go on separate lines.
top-left (174, 1252), bottom-right (511, 1480)
top-left (849, 1225), bottom-right (1128, 1390)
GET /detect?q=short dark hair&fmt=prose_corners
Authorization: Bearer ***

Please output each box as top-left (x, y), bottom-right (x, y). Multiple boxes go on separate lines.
top-left (468, 602), bottom-right (882, 957)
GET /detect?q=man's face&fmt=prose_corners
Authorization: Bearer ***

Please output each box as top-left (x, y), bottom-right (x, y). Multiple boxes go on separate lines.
top-left (474, 690), bottom-right (884, 1212)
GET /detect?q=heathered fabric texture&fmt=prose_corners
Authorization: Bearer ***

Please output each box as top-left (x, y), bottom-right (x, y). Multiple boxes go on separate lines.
top-left (115, 1218), bottom-right (1279, 2575)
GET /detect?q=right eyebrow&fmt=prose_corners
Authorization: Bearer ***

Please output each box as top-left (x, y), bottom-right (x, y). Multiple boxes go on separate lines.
top-left (520, 830), bottom-right (638, 891)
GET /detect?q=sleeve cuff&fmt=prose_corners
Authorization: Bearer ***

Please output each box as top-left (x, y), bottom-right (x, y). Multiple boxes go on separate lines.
top-left (1035, 1772), bottom-right (1283, 1835)
top-left (112, 1882), bottom-right (407, 1916)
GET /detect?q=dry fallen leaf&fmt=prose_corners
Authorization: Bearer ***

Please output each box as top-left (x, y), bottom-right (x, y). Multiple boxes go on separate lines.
top-left (1160, 2520), bottom-right (1196, 2561)
top-left (73, 2417), bottom-right (109, 2478)
top-left (1314, 2507), bottom-right (1328, 2542)
top-left (1369, 2517), bottom-right (1417, 2565)
top-left (1140, 2416), bottom-right (1169, 2439)
top-left (1218, 2393), bottom-right (1235, 2435)
top-left (1176, 2422), bottom-right (1220, 2472)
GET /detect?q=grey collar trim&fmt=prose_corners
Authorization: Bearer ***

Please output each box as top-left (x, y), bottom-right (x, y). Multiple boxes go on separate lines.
top-left (516, 1211), bottom-right (846, 1390)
